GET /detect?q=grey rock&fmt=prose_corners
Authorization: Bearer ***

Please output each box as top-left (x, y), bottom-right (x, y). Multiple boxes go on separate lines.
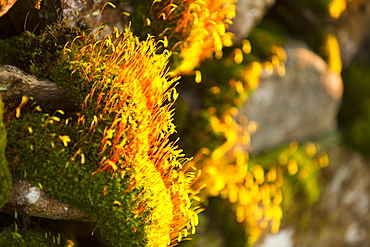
top-left (60, 0), bottom-right (109, 26)
top-left (241, 40), bottom-right (343, 153)
top-left (2, 180), bottom-right (90, 220)
top-left (82, 2), bottom-right (131, 36)
top-left (255, 133), bottom-right (370, 247)
top-left (295, 134), bottom-right (370, 246)
top-left (228, 0), bottom-right (275, 44)
top-left (256, 228), bottom-right (294, 247)
top-left (0, 65), bottom-right (77, 113)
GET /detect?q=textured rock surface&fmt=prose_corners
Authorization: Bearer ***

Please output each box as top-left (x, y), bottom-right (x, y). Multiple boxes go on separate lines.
top-left (229, 0), bottom-right (275, 43)
top-left (241, 40), bottom-right (343, 153)
top-left (256, 229), bottom-right (293, 247)
top-left (82, 2), bottom-right (131, 35)
top-left (0, 65), bottom-right (77, 113)
top-left (2, 180), bottom-right (90, 220)
top-left (60, 0), bottom-right (109, 26)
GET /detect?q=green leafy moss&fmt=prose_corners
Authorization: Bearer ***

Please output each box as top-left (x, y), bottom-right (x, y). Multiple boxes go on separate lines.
top-left (1, 23), bottom-right (148, 245)
top-left (0, 23), bottom-right (81, 78)
top-left (0, 225), bottom-right (67, 247)
top-left (0, 97), bottom-right (11, 209)
top-left (0, 22), bottom-right (97, 109)
top-left (6, 111), bottom-right (147, 246)
top-left (4, 22), bottom-right (196, 246)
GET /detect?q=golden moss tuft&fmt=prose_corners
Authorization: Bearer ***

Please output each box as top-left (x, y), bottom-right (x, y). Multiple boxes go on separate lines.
top-left (62, 28), bottom-right (199, 246)
top-left (144, 0), bottom-right (236, 75)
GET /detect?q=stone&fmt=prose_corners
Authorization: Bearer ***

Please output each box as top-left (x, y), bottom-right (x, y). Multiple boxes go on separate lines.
top-left (0, 65), bottom-right (77, 114)
top-left (256, 228), bottom-right (294, 247)
top-left (82, 1), bottom-right (131, 36)
top-left (241, 40), bottom-right (343, 153)
top-left (60, 0), bottom-right (109, 26)
top-left (2, 180), bottom-right (90, 220)
top-left (254, 133), bottom-right (370, 247)
top-left (228, 0), bottom-right (276, 44)
top-left (0, 0), bottom-right (42, 39)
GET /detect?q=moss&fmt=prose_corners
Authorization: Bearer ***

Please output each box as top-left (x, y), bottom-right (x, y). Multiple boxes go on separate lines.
top-left (172, 20), bottom-right (286, 156)
top-left (6, 110), bottom-right (147, 246)
top-left (126, 0), bottom-right (157, 38)
top-left (0, 22), bottom-right (82, 79)
top-left (249, 142), bottom-right (327, 223)
top-left (0, 97), bottom-right (11, 209)
top-left (0, 225), bottom-right (67, 247)
top-left (0, 22), bottom-right (100, 110)
top-left (4, 25), bottom-right (198, 246)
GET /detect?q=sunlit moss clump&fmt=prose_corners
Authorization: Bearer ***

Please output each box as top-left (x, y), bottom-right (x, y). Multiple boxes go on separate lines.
top-left (0, 97), bottom-right (11, 209)
top-left (131, 0), bottom-right (236, 75)
top-left (173, 18), bottom-right (329, 244)
top-left (246, 142), bottom-right (329, 243)
top-left (167, 0), bottom-right (236, 75)
top-left (6, 27), bottom-right (199, 246)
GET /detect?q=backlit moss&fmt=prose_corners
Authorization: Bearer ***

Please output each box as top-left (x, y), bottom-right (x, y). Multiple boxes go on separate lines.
top-left (5, 27), bottom-right (199, 246)
top-left (130, 0), bottom-right (236, 75)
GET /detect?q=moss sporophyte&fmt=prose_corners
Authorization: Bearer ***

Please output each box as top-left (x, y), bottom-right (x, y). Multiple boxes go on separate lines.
top-left (130, 0), bottom-right (236, 76)
top-left (5, 27), bottom-right (200, 246)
